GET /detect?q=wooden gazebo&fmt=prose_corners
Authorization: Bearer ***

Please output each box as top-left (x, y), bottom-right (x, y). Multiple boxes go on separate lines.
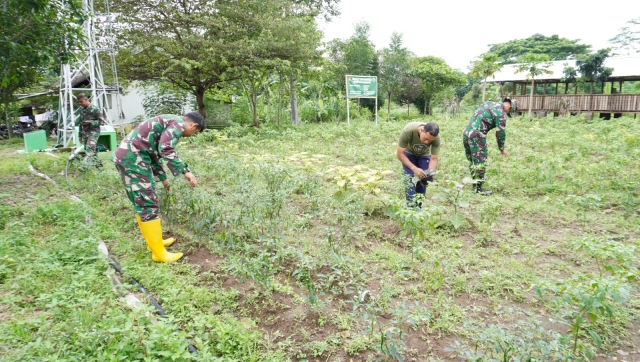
top-left (490, 57), bottom-right (640, 118)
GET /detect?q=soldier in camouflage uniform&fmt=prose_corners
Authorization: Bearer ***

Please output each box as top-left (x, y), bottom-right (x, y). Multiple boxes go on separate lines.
top-left (76, 93), bottom-right (104, 168)
top-left (462, 99), bottom-right (511, 195)
top-left (113, 112), bottom-right (204, 263)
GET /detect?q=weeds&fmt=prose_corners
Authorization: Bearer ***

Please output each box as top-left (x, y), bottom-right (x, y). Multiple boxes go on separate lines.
top-left (2, 112), bottom-right (640, 361)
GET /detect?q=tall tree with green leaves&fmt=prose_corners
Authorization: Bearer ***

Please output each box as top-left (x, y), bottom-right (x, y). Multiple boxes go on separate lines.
top-left (486, 34), bottom-right (591, 64)
top-left (609, 17), bottom-right (640, 56)
top-left (1, 0), bottom-right (86, 137)
top-left (379, 32), bottom-right (411, 120)
top-left (411, 56), bottom-right (464, 115)
top-left (576, 49), bottom-right (614, 95)
top-left (326, 22), bottom-right (380, 113)
top-left (396, 75), bottom-right (422, 115)
top-left (344, 22), bottom-right (377, 77)
top-left (469, 53), bottom-right (503, 102)
top-left (515, 53), bottom-right (553, 118)
top-left (114, 0), bottom-right (324, 122)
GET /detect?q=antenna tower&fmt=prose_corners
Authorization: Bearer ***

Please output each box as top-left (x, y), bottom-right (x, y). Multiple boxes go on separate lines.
top-left (57, 0), bottom-right (122, 147)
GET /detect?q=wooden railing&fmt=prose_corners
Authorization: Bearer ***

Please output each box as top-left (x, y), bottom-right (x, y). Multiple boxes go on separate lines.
top-left (511, 94), bottom-right (640, 113)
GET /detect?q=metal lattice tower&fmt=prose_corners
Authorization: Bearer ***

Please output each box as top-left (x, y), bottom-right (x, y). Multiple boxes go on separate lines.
top-left (57, 0), bottom-right (122, 147)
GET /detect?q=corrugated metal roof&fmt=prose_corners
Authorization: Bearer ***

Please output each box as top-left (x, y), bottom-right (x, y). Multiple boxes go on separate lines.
top-left (490, 56), bottom-right (640, 82)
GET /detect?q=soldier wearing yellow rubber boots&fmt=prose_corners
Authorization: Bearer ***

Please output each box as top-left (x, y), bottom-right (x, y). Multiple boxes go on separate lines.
top-left (112, 113), bottom-right (204, 262)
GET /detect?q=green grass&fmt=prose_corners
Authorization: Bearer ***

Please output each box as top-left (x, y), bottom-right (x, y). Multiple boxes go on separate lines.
top-left (1, 112), bottom-right (639, 361)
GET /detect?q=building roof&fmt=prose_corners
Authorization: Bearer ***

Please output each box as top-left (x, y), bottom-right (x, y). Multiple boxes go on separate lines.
top-left (490, 56), bottom-right (640, 83)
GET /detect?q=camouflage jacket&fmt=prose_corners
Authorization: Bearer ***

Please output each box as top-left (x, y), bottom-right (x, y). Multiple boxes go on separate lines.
top-left (464, 101), bottom-right (507, 151)
top-left (78, 106), bottom-right (103, 129)
top-left (113, 115), bottom-right (190, 181)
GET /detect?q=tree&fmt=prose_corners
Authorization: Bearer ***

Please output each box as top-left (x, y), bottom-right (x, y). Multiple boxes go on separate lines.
top-left (610, 17), bottom-right (640, 56)
top-left (486, 34), bottom-right (591, 64)
top-left (141, 83), bottom-right (193, 117)
top-left (326, 22), bottom-right (380, 114)
top-left (515, 53), bottom-right (553, 118)
top-left (1, 0), bottom-right (86, 137)
top-left (469, 53), bottom-right (503, 102)
top-left (562, 63), bottom-right (582, 95)
top-left (411, 56), bottom-right (464, 115)
top-left (576, 49), bottom-right (614, 94)
top-left (114, 0), bottom-right (323, 123)
top-left (396, 75), bottom-right (422, 115)
top-left (379, 32), bottom-right (411, 120)
top-left (344, 22), bottom-right (377, 77)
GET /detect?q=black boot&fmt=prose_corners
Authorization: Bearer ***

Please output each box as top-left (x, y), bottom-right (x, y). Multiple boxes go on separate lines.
top-left (475, 181), bottom-right (492, 196)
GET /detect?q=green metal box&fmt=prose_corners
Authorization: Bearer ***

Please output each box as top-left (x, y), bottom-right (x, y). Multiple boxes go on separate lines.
top-left (74, 125), bottom-right (118, 151)
top-left (23, 130), bottom-right (48, 152)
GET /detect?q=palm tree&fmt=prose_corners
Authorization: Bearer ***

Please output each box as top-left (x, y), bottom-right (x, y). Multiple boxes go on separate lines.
top-left (470, 53), bottom-right (503, 102)
top-left (515, 53), bottom-right (553, 119)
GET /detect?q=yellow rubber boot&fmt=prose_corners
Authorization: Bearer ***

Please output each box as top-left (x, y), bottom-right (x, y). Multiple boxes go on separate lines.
top-left (138, 218), bottom-right (183, 263)
top-left (136, 215), bottom-right (175, 249)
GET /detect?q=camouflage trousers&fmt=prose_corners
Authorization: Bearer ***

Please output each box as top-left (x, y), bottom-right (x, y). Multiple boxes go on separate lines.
top-left (80, 126), bottom-right (102, 166)
top-left (115, 161), bottom-right (159, 221)
top-left (462, 130), bottom-right (487, 180)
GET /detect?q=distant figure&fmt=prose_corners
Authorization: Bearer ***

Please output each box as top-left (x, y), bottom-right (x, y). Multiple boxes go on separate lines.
top-left (76, 93), bottom-right (103, 168)
top-left (112, 113), bottom-right (203, 263)
top-left (462, 99), bottom-right (511, 195)
top-left (396, 122), bottom-right (440, 208)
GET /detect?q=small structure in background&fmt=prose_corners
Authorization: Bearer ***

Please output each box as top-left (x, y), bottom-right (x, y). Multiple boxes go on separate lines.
top-left (491, 57), bottom-right (640, 119)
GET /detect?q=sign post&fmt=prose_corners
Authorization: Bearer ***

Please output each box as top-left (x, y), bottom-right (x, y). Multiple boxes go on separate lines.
top-left (345, 75), bottom-right (378, 125)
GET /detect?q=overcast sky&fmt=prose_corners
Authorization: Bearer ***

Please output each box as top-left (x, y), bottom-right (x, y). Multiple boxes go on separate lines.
top-left (317, 0), bottom-right (640, 71)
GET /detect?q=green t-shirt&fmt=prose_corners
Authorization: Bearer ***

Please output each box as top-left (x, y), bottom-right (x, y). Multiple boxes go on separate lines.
top-left (398, 122), bottom-right (440, 156)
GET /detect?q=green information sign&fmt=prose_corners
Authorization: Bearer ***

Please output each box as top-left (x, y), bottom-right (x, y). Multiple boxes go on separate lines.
top-left (346, 75), bottom-right (377, 98)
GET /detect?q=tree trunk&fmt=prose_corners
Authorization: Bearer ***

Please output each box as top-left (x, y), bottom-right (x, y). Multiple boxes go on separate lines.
top-left (528, 78), bottom-right (534, 119)
top-left (290, 75), bottom-right (299, 125)
top-left (251, 87), bottom-right (259, 127)
top-left (482, 77), bottom-right (487, 102)
top-left (277, 73), bottom-right (283, 126)
top-left (5, 100), bottom-right (13, 138)
top-left (195, 89), bottom-right (207, 127)
top-left (423, 97), bottom-right (427, 115)
top-left (407, 103), bottom-right (409, 116)
top-left (386, 91), bottom-right (391, 121)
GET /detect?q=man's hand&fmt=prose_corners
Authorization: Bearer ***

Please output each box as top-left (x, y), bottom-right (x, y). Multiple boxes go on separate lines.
top-left (162, 179), bottom-right (172, 193)
top-left (501, 150), bottom-right (508, 157)
top-left (413, 168), bottom-right (427, 179)
top-left (184, 172), bottom-right (197, 187)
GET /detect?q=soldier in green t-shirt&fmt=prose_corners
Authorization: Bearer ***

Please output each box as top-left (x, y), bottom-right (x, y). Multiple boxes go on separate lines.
top-left (396, 122), bottom-right (440, 207)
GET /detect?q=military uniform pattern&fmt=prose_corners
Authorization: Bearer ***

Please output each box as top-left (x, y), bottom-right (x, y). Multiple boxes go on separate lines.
top-left (462, 101), bottom-right (507, 179)
top-left (78, 106), bottom-right (103, 165)
top-left (113, 115), bottom-right (189, 221)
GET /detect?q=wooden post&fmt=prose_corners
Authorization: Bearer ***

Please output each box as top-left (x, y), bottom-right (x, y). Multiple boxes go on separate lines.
top-left (555, 83), bottom-right (558, 94)
top-left (543, 82), bottom-right (547, 95)
top-left (499, 83), bottom-right (503, 98)
top-left (564, 82), bottom-right (568, 94)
